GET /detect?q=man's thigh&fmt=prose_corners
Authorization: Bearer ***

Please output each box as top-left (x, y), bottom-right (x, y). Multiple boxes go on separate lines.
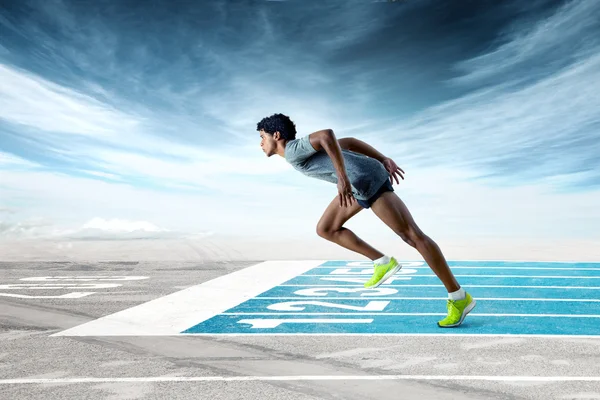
top-left (317, 195), bottom-right (364, 232)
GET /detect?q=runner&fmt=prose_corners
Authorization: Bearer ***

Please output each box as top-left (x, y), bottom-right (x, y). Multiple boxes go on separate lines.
top-left (257, 113), bottom-right (475, 327)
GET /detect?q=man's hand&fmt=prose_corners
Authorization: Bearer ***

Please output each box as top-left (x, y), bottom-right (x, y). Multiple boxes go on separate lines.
top-left (337, 175), bottom-right (355, 208)
top-left (383, 158), bottom-right (405, 185)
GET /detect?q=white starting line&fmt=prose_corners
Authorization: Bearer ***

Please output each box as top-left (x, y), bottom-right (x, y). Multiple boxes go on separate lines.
top-left (1, 375), bottom-right (600, 384)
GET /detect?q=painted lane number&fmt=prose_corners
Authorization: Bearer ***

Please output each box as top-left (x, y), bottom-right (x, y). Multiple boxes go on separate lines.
top-left (0, 276), bottom-right (149, 299)
top-left (0, 284), bottom-right (121, 290)
top-left (329, 268), bottom-right (417, 275)
top-left (20, 276), bottom-right (149, 281)
top-left (267, 300), bottom-right (390, 312)
top-left (294, 287), bottom-right (398, 297)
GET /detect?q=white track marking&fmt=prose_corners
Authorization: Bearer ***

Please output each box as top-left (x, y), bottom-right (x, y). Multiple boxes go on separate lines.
top-left (0, 292), bottom-right (95, 299)
top-left (221, 312), bottom-right (600, 318)
top-left (236, 318), bottom-right (373, 329)
top-left (2, 375), bottom-right (600, 384)
top-left (51, 260), bottom-right (326, 336)
top-left (255, 297), bottom-right (600, 302)
top-left (20, 276), bottom-right (149, 281)
top-left (0, 283), bottom-right (120, 290)
top-left (168, 333), bottom-right (600, 338)
top-left (318, 266), bottom-right (600, 271)
top-left (305, 275), bottom-right (600, 279)
top-left (322, 259), bottom-right (600, 264)
top-left (280, 285), bottom-right (600, 289)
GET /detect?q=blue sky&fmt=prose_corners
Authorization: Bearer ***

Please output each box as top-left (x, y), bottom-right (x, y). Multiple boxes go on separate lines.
top-left (0, 0), bottom-right (599, 249)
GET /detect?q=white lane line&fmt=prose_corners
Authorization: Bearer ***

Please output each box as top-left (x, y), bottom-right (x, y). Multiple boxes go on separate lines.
top-left (254, 297), bottom-right (600, 302)
top-left (317, 266), bottom-right (600, 271)
top-left (51, 260), bottom-right (326, 337)
top-left (321, 259), bottom-right (600, 263)
top-left (304, 275), bottom-right (600, 279)
top-left (183, 333), bottom-right (600, 338)
top-left (0, 292), bottom-right (96, 299)
top-left (222, 312), bottom-right (600, 318)
top-left (280, 285), bottom-right (600, 289)
top-left (237, 318), bottom-right (373, 328)
top-left (2, 375), bottom-right (600, 384)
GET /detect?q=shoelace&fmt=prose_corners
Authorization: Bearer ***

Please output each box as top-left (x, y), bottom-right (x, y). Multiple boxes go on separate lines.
top-left (446, 299), bottom-right (459, 314)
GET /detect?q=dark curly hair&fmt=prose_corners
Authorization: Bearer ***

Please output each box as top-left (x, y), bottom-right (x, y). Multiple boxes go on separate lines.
top-left (256, 113), bottom-right (297, 140)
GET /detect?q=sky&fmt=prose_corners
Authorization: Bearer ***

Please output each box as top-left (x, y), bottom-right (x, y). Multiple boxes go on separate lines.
top-left (1, 0), bottom-right (599, 254)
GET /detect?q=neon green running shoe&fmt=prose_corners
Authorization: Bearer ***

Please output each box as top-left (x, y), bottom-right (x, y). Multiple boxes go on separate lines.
top-left (437, 292), bottom-right (476, 328)
top-left (364, 257), bottom-right (401, 288)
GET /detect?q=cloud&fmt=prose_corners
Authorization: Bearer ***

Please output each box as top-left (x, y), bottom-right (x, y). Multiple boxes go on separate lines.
top-left (2, 163), bottom-right (599, 246)
top-left (59, 217), bottom-right (204, 241)
top-left (81, 217), bottom-right (167, 233)
top-left (0, 151), bottom-right (40, 168)
top-left (0, 64), bottom-right (142, 137)
top-left (0, 62), bottom-right (298, 193)
top-left (1, 0), bottom-right (381, 189)
top-left (0, 0), bottom-right (406, 189)
top-left (372, 0), bottom-right (600, 189)
top-left (0, 218), bottom-right (55, 238)
top-left (0, 167), bottom-right (334, 241)
top-left (0, 215), bottom-right (207, 241)
top-left (451, 0), bottom-right (600, 87)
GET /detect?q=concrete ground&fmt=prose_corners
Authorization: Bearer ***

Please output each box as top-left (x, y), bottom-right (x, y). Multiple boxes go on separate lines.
top-left (1, 260), bottom-right (600, 400)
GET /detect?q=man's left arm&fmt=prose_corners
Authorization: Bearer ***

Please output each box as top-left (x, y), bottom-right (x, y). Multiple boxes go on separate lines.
top-left (340, 137), bottom-right (405, 185)
top-left (343, 137), bottom-right (388, 163)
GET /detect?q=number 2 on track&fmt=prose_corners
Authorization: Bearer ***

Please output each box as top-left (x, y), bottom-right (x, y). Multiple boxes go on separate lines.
top-left (267, 300), bottom-right (390, 312)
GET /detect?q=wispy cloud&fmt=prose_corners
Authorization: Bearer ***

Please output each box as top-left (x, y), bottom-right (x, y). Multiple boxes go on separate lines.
top-left (0, 218), bottom-right (55, 239)
top-left (0, 0), bottom-right (391, 190)
top-left (451, 0), bottom-right (600, 87)
top-left (0, 151), bottom-right (40, 168)
top-left (0, 64), bottom-right (142, 137)
top-left (0, 62), bottom-right (298, 194)
top-left (0, 214), bottom-right (202, 241)
top-left (372, 0), bottom-right (600, 189)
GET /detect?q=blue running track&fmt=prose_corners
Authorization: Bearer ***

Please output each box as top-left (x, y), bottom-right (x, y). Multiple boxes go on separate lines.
top-left (183, 260), bottom-right (600, 336)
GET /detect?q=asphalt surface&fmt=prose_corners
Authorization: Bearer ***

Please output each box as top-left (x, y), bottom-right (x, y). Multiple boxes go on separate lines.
top-left (1, 260), bottom-right (599, 400)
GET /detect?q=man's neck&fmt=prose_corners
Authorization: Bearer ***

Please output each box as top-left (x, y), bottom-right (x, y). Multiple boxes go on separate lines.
top-left (278, 140), bottom-right (289, 157)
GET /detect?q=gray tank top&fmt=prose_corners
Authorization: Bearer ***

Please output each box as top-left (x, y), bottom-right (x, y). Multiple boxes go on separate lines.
top-left (284, 135), bottom-right (390, 200)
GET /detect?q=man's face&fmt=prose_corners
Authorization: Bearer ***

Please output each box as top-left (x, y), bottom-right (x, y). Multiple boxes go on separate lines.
top-left (259, 129), bottom-right (277, 157)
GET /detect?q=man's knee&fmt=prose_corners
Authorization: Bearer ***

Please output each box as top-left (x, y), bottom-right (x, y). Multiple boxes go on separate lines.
top-left (399, 226), bottom-right (426, 247)
top-left (316, 224), bottom-right (335, 239)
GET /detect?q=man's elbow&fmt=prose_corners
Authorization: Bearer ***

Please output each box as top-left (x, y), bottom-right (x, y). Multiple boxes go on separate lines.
top-left (309, 129), bottom-right (336, 151)
top-left (337, 137), bottom-right (355, 151)
top-left (320, 129), bottom-right (336, 141)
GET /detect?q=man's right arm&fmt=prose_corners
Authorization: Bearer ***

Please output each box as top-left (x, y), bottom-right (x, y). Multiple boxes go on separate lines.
top-left (308, 129), bottom-right (357, 207)
top-left (308, 129), bottom-right (349, 181)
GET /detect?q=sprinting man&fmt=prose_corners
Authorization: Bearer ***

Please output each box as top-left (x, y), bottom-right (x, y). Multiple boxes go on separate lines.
top-left (256, 113), bottom-right (476, 328)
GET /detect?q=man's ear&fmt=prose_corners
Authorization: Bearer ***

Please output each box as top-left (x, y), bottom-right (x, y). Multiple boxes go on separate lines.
top-left (273, 131), bottom-right (281, 140)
